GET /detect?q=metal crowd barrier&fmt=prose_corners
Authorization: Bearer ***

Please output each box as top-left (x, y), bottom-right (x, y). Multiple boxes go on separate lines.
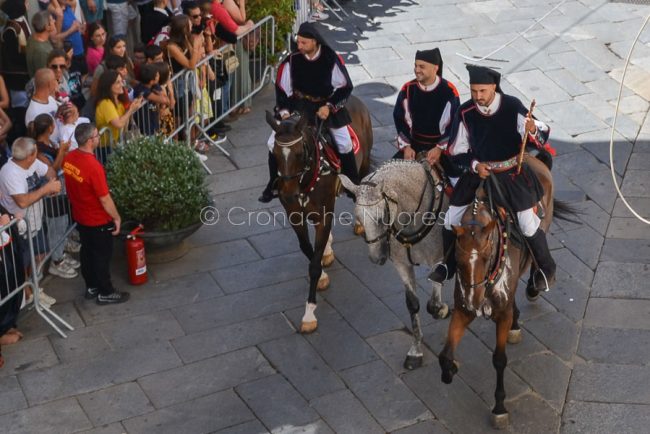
top-left (0, 210), bottom-right (74, 338)
top-left (293, 0), bottom-right (313, 34)
top-left (185, 15), bottom-right (276, 171)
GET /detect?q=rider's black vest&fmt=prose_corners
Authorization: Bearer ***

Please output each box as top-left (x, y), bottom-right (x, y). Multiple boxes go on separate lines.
top-left (458, 94), bottom-right (526, 162)
top-left (290, 48), bottom-right (339, 99)
top-left (403, 79), bottom-right (458, 147)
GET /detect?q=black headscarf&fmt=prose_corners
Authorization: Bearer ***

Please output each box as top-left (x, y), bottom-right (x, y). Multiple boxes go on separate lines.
top-left (415, 48), bottom-right (443, 76)
top-left (466, 64), bottom-right (502, 93)
top-left (297, 22), bottom-right (328, 47)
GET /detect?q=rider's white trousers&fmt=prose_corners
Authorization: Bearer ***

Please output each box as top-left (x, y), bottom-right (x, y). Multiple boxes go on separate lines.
top-left (267, 126), bottom-right (353, 153)
top-left (444, 205), bottom-right (540, 237)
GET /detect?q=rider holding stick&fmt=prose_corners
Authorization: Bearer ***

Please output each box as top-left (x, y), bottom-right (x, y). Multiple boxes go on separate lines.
top-left (429, 64), bottom-right (556, 293)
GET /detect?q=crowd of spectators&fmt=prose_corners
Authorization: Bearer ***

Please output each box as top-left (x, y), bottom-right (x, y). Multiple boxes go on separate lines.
top-left (0, 0), bottom-right (280, 366)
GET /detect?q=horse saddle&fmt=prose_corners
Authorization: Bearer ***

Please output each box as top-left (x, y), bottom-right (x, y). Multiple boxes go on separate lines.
top-left (320, 126), bottom-right (361, 170)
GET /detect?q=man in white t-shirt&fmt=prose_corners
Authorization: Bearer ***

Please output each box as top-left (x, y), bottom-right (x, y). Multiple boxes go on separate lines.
top-left (0, 137), bottom-right (62, 307)
top-left (25, 68), bottom-right (60, 143)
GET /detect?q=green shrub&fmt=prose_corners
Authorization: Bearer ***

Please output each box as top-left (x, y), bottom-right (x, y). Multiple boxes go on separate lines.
top-left (248, 0), bottom-right (295, 57)
top-left (106, 136), bottom-right (210, 232)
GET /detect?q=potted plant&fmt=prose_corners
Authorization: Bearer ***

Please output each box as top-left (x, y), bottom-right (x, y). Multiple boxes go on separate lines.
top-left (248, 0), bottom-right (295, 57)
top-left (106, 135), bottom-right (210, 250)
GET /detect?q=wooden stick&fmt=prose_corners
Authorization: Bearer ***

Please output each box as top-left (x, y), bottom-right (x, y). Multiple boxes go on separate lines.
top-left (516, 99), bottom-right (536, 175)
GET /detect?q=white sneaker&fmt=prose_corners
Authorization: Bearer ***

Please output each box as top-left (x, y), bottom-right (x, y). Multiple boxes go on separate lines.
top-left (49, 260), bottom-right (78, 279)
top-left (194, 151), bottom-right (208, 162)
top-left (62, 253), bottom-right (80, 269)
top-left (309, 10), bottom-right (329, 22)
top-left (213, 135), bottom-right (227, 145)
top-left (25, 290), bottom-right (55, 308)
top-left (39, 290), bottom-right (56, 307)
top-left (64, 239), bottom-right (81, 253)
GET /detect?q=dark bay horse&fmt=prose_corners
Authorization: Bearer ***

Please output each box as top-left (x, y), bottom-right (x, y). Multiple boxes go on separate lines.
top-left (438, 155), bottom-right (573, 429)
top-left (265, 95), bottom-right (373, 333)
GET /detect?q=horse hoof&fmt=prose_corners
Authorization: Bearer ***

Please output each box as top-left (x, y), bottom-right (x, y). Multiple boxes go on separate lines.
top-left (300, 320), bottom-right (318, 334)
top-left (403, 355), bottom-right (423, 370)
top-left (353, 222), bottom-right (365, 236)
top-left (526, 285), bottom-right (540, 302)
top-left (435, 304), bottom-right (449, 320)
top-left (317, 272), bottom-right (330, 291)
top-left (508, 329), bottom-right (522, 344)
top-left (490, 412), bottom-right (510, 430)
top-left (441, 360), bottom-right (459, 384)
top-left (321, 253), bottom-right (335, 268)
top-left (427, 301), bottom-right (449, 320)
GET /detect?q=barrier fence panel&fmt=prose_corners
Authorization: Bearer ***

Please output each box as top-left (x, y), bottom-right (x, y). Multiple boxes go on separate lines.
top-left (293, 0), bottom-right (313, 33)
top-left (189, 16), bottom-right (275, 164)
top-left (0, 211), bottom-right (74, 338)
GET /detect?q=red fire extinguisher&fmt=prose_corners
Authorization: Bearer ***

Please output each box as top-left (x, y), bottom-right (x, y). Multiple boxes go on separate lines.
top-left (126, 225), bottom-right (148, 285)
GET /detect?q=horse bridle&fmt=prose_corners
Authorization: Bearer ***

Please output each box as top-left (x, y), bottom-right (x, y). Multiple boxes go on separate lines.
top-left (275, 134), bottom-right (312, 182)
top-left (359, 166), bottom-right (444, 253)
top-left (359, 193), bottom-right (396, 245)
top-left (456, 195), bottom-right (508, 293)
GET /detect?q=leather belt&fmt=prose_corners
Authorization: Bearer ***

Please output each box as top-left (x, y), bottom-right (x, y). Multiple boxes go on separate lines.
top-left (485, 156), bottom-right (518, 173)
top-left (293, 91), bottom-right (327, 103)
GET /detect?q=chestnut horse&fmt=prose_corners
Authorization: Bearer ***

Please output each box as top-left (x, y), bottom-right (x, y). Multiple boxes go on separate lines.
top-left (265, 95), bottom-right (373, 333)
top-left (438, 155), bottom-right (575, 429)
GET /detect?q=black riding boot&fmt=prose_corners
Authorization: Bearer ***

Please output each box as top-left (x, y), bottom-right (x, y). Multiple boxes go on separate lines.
top-left (258, 152), bottom-right (278, 203)
top-left (339, 150), bottom-right (360, 185)
top-left (428, 228), bottom-right (457, 283)
top-left (525, 228), bottom-right (556, 291)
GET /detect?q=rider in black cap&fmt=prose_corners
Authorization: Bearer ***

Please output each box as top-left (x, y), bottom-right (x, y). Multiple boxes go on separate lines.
top-left (393, 48), bottom-right (460, 166)
top-left (429, 64), bottom-right (556, 294)
top-left (259, 22), bottom-right (358, 203)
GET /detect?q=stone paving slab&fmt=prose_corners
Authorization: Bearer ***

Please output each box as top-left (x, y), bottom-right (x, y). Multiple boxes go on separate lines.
top-left (171, 312), bottom-right (295, 364)
top-left (310, 389), bottom-right (384, 434)
top-left (236, 374), bottom-right (320, 432)
top-left (284, 302), bottom-right (379, 372)
top-left (0, 376), bottom-right (28, 416)
top-left (122, 390), bottom-right (255, 434)
top-left (137, 346), bottom-right (274, 409)
top-left (578, 326), bottom-right (650, 365)
top-left (583, 298), bottom-right (650, 330)
top-left (0, 397), bottom-right (92, 434)
top-left (77, 382), bottom-right (155, 427)
top-left (340, 360), bottom-right (433, 432)
top-left (171, 278), bottom-right (306, 334)
top-left (561, 401), bottom-right (650, 434)
top-left (568, 363), bottom-right (650, 404)
top-left (403, 364), bottom-right (491, 434)
top-left (258, 334), bottom-right (346, 401)
top-left (19, 341), bottom-right (182, 406)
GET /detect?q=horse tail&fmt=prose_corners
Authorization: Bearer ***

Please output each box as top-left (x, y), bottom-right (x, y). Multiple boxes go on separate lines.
top-left (553, 199), bottom-right (581, 224)
top-left (534, 149), bottom-right (553, 171)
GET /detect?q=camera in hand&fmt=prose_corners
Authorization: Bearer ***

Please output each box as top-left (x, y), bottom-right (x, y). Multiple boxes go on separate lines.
top-left (191, 22), bottom-right (206, 35)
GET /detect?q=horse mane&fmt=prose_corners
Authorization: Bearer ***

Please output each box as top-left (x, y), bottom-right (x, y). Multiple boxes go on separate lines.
top-left (364, 159), bottom-right (428, 189)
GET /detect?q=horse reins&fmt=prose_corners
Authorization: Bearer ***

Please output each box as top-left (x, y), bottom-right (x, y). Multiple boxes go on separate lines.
top-left (274, 120), bottom-right (331, 205)
top-left (359, 163), bottom-right (445, 266)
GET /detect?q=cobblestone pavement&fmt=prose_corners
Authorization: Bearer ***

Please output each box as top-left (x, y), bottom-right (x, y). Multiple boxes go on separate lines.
top-left (3, 1), bottom-right (650, 433)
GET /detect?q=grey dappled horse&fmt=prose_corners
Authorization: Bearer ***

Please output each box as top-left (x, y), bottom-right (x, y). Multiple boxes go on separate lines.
top-left (340, 160), bottom-right (450, 370)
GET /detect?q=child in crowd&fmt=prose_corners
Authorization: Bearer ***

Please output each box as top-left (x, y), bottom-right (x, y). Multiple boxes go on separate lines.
top-left (156, 62), bottom-right (176, 136)
top-left (86, 23), bottom-right (107, 76)
top-left (133, 63), bottom-right (169, 135)
top-left (56, 102), bottom-right (90, 150)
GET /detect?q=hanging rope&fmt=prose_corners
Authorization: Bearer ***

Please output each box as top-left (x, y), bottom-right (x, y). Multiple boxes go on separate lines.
top-left (455, 0), bottom-right (570, 63)
top-left (610, 13), bottom-right (650, 225)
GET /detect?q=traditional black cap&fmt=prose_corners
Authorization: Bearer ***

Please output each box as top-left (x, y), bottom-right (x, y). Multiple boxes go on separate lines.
top-left (466, 64), bottom-right (501, 92)
top-left (297, 22), bottom-right (328, 47)
top-left (415, 48), bottom-right (443, 76)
